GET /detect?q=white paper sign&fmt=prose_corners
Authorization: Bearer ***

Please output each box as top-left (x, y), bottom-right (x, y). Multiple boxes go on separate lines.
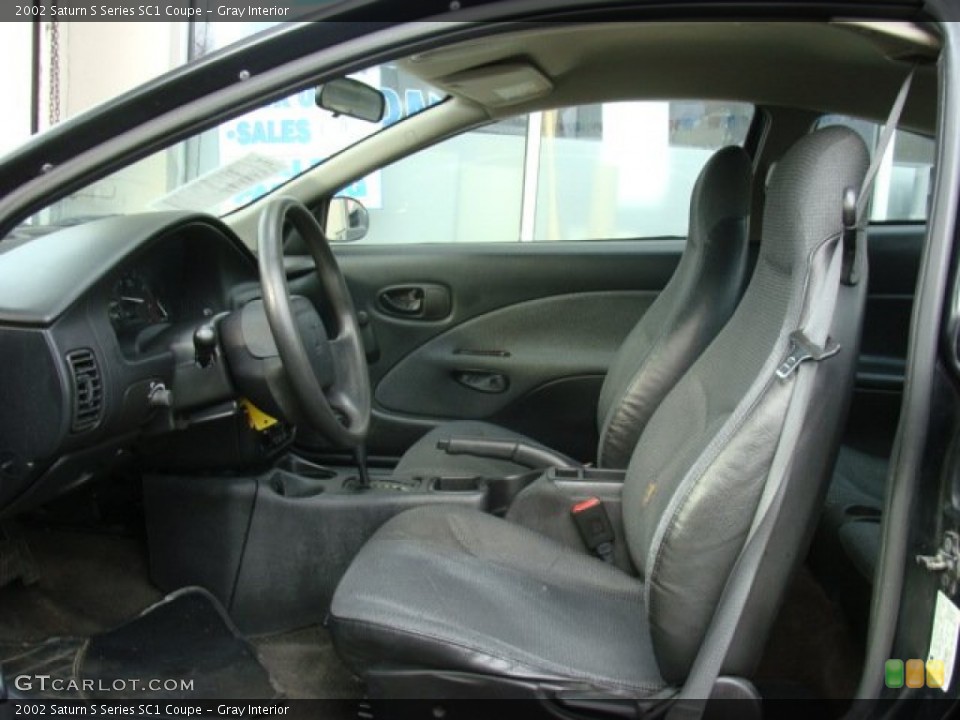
top-left (928, 590), bottom-right (960, 693)
top-left (152, 153), bottom-right (287, 212)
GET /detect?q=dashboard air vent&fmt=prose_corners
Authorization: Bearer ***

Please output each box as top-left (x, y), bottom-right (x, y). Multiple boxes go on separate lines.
top-left (66, 349), bottom-right (103, 433)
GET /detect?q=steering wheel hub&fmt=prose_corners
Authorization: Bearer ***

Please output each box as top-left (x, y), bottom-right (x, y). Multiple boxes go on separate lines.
top-left (223, 197), bottom-right (371, 448)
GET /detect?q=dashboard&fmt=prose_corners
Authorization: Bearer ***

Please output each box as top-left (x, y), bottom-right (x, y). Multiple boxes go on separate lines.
top-left (0, 212), bottom-right (264, 514)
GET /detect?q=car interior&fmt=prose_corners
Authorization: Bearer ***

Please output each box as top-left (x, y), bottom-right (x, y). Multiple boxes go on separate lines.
top-left (0, 18), bottom-right (945, 710)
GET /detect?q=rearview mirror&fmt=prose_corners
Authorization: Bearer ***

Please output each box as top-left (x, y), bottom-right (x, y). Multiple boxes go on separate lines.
top-left (325, 196), bottom-right (369, 243)
top-left (315, 78), bottom-right (385, 123)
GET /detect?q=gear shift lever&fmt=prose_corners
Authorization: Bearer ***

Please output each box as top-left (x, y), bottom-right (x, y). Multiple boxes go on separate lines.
top-left (355, 444), bottom-right (371, 489)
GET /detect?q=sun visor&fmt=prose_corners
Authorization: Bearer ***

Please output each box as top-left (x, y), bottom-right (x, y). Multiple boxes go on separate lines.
top-left (441, 63), bottom-right (553, 107)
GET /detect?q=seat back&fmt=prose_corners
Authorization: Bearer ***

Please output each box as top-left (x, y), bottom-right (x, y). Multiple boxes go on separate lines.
top-left (621, 126), bottom-right (869, 683)
top-left (597, 146), bottom-right (752, 468)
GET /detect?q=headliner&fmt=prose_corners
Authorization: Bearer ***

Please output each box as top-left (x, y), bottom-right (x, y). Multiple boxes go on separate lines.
top-left (398, 21), bottom-right (940, 133)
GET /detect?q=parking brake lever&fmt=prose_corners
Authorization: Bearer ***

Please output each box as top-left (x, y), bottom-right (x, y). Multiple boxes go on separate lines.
top-left (436, 437), bottom-right (579, 470)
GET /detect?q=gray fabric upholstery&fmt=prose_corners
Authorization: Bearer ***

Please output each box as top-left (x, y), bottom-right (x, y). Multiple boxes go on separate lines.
top-left (393, 420), bottom-right (553, 478)
top-left (505, 476), bottom-right (636, 574)
top-left (825, 446), bottom-right (888, 517)
top-left (596, 146), bottom-right (752, 467)
top-left (330, 505), bottom-right (665, 695)
top-left (395, 147), bottom-right (752, 478)
top-left (623, 126), bottom-right (869, 681)
top-left (331, 126), bottom-right (869, 695)
top-left (821, 446), bottom-right (888, 582)
top-left (839, 520), bottom-right (882, 582)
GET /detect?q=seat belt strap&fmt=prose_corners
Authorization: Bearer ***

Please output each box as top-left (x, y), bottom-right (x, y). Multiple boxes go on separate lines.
top-left (858, 69), bottom-right (916, 221)
top-left (843, 67), bottom-right (916, 284)
top-left (666, 68), bottom-right (915, 718)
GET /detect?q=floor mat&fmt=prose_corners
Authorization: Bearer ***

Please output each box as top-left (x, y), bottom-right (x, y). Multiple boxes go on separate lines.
top-left (0, 526), bottom-right (361, 700)
top-left (252, 626), bottom-right (362, 699)
top-left (0, 527), bottom-right (162, 643)
top-left (0, 638), bottom-right (86, 698)
top-left (2, 588), bottom-right (278, 699)
top-left (755, 566), bottom-right (862, 702)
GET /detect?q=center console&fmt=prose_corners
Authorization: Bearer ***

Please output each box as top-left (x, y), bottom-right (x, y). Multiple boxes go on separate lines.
top-left (144, 455), bottom-right (491, 634)
top-left (144, 455), bottom-right (632, 635)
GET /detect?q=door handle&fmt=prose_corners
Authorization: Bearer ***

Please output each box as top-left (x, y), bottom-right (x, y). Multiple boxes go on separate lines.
top-left (380, 286), bottom-right (423, 315)
top-left (452, 370), bottom-right (509, 394)
top-left (378, 284), bottom-right (451, 320)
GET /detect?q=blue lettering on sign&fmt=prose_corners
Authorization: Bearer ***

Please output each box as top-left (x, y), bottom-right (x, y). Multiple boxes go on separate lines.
top-left (231, 119), bottom-right (311, 145)
top-left (380, 89), bottom-right (445, 127)
top-left (339, 179), bottom-right (368, 200)
top-left (405, 89), bottom-right (426, 116)
top-left (223, 84), bottom-right (444, 209)
top-left (298, 89), bottom-right (315, 108)
top-left (382, 88), bottom-right (402, 127)
top-left (269, 89), bottom-right (314, 110)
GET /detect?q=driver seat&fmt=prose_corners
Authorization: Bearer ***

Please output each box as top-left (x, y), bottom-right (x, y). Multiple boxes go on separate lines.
top-left (329, 127), bottom-right (869, 698)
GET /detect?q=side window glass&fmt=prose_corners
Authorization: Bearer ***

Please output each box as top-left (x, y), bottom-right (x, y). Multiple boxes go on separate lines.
top-left (347, 101), bottom-right (754, 244)
top-left (356, 119), bottom-right (526, 245)
top-left (816, 115), bottom-right (934, 222)
top-left (530, 102), bottom-right (753, 241)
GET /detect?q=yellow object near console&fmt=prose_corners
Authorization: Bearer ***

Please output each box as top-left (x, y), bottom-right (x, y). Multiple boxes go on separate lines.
top-left (240, 398), bottom-right (279, 431)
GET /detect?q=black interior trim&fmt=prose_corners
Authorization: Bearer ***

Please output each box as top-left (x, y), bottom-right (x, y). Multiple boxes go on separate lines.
top-left (857, 12), bottom-right (960, 700)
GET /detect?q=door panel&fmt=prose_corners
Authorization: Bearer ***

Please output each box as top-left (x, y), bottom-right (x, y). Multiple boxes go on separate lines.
top-left (845, 223), bottom-right (924, 455)
top-left (375, 291), bottom-right (654, 416)
top-left (288, 240), bottom-right (684, 459)
top-left (810, 223), bottom-right (925, 641)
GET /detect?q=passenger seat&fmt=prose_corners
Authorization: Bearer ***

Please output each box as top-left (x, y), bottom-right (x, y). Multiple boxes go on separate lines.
top-left (393, 145), bottom-right (754, 478)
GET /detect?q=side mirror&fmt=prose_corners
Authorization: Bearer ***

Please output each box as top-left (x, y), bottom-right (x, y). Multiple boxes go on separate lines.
top-left (315, 78), bottom-right (385, 123)
top-left (325, 196), bottom-right (369, 243)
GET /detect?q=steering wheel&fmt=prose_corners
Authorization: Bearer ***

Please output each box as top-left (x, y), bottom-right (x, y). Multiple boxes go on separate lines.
top-left (256, 197), bottom-right (370, 448)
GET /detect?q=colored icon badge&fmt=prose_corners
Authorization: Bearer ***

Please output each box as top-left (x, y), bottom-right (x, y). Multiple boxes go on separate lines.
top-left (885, 659), bottom-right (905, 689)
top-left (927, 659), bottom-right (946, 689)
top-left (906, 659), bottom-right (926, 689)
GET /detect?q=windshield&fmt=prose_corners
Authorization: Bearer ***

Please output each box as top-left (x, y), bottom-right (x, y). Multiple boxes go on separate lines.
top-left (19, 62), bottom-right (444, 230)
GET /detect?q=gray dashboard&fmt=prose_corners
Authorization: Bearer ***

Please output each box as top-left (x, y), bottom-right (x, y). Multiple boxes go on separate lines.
top-left (0, 212), bottom-right (231, 326)
top-left (0, 212), bottom-right (258, 514)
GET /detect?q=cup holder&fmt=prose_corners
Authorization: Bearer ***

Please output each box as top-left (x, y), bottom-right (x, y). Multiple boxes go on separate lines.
top-left (275, 455), bottom-right (336, 480)
top-left (269, 472), bottom-right (326, 499)
top-left (431, 476), bottom-right (483, 493)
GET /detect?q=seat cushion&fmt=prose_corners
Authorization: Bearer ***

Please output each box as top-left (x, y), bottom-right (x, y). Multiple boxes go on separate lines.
top-left (328, 505), bottom-right (665, 696)
top-left (393, 420), bottom-right (556, 479)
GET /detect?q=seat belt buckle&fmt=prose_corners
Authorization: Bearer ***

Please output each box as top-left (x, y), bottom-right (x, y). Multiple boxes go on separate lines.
top-left (571, 497), bottom-right (615, 563)
top-left (776, 330), bottom-right (840, 380)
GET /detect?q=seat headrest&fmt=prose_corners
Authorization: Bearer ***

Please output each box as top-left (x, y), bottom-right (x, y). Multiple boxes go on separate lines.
top-left (761, 126), bottom-right (870, 273)
top-left (688, 145), bottom-right (753, 249)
